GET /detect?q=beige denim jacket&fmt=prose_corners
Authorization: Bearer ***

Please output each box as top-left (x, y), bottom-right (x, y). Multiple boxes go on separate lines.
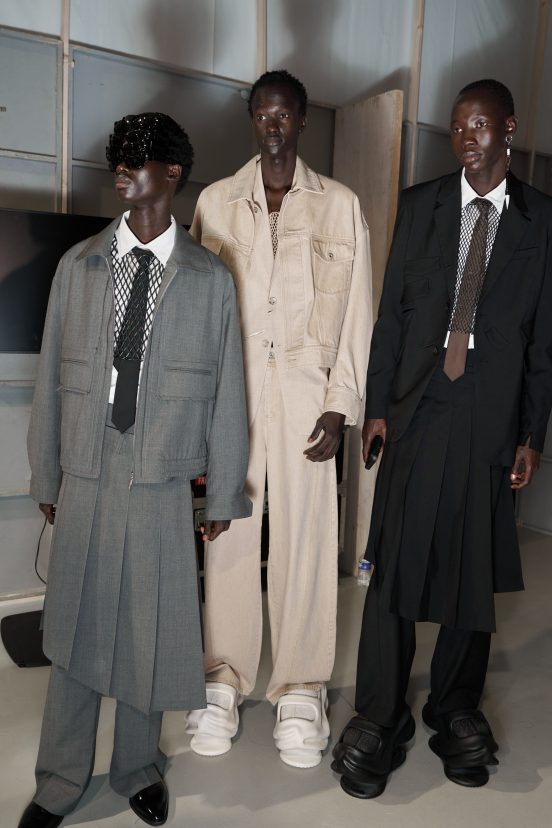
top-left (191, 156), bottom-right (372, 433)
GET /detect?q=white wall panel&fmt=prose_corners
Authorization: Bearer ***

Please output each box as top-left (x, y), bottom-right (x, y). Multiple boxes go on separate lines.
top-left (0, 157), bottom-right (57, 212)
top-left (419, 0), bottom-right (539, 144)
top-left (0, 496), bottom-right (51, 597)
top-left (0, 0), bottom-right (61, 36)
top-left (71, 50), bottom-right (253, 185)
top-left (70, 0), bottom-right (257, 82)
top-left (267, 0), bottom-right (415, 106)
top-left (0, 32), bottom-right (58, 155)
top-left (212, 0), bottom-right (257, 81)
top-left (0, 388), bottom-right (33, 495)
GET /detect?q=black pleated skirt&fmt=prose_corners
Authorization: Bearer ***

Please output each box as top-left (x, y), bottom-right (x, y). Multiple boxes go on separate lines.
top-left (367, 354), bottom-right (523, 633)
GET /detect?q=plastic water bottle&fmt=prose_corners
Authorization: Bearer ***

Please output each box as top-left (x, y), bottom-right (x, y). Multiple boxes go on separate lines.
top-left (357, 558), bottom-right (373, 586)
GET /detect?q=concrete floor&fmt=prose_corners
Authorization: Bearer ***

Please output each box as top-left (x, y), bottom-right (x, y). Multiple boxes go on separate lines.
top-left (1, 526), bottom-right (551, 828)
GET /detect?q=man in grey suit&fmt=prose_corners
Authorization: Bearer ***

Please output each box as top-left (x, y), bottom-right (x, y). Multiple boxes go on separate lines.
top-left (19, 113), bottom-right (251, 828)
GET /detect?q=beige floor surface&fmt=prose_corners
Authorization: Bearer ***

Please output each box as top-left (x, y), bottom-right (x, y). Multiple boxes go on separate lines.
top-left (1, 527), bottom-right (550, 828)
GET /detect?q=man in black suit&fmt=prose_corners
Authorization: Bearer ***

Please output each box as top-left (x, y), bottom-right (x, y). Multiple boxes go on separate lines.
top-left (332, 79), bottom-right (552, 798)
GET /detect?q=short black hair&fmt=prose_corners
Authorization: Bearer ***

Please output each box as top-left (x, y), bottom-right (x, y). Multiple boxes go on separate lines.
top-left (106, 112), bottom-right (194, 193)
top-left (248, 70), bottom-right (308, 117)
top-left (456, 79), bottom-right (515, 118)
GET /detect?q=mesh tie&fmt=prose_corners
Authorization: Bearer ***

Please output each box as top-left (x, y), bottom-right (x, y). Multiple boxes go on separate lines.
top-left (112, 247), bottom-right (154, 432)
top-left (444, 198), bottom-right (492, 381)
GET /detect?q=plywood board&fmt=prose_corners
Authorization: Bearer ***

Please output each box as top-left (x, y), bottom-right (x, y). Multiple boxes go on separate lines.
top-left (333, 89), bottom-right (403, 574)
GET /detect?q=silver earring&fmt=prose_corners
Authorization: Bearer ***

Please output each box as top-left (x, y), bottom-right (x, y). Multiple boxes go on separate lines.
top-left (506, 134), bottom-right (512, 158)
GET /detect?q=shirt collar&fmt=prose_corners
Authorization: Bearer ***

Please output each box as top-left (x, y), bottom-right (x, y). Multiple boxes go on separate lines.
top-left (461, 168), bottom-right (508, 213)
top-left (114, 212), bottom-right (176, 266)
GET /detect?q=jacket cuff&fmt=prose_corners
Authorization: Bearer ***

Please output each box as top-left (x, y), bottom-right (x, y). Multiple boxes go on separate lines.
top-left (205, 493), bottom-right (253, 521)
top-left (518, 429), bottom-right (544, 453)
top-left (323, 387), bottom-right (362, 426)
top-left (29, 474), bottom-right (62, 505)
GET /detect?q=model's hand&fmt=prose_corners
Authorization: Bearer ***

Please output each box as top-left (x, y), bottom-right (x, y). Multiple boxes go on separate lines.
top-left (201, 520), bottom-right (231, 542)
top-left (510, 446), bottom-right (540, 489)
top-left (362, 418), bottom-right (387, 463)
top-left (39, 503), bottom-right (56, 525)
top-left (304, 411), bottom-right (346, 462)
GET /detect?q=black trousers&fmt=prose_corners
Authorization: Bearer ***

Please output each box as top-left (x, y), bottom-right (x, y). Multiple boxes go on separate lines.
top-left (355, 579), bottom-right (491, 727)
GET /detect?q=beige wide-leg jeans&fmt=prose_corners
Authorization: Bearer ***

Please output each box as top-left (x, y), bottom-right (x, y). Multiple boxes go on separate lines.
top-left (203, 360), bottom-right (339, 704)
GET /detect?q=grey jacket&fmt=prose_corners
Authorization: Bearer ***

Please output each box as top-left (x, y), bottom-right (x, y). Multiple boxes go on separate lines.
top-left (28, 218), bottom-right (251, 521)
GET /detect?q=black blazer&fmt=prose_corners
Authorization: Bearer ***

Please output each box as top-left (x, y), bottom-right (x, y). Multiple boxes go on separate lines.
top-left (366, 170), bottom-right (552, 465)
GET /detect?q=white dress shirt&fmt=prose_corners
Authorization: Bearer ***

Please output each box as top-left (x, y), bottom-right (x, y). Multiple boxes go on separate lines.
top-left (109, 213), bottom-right (176, 403)
top-left (444, 170), bottom-right (508, 349)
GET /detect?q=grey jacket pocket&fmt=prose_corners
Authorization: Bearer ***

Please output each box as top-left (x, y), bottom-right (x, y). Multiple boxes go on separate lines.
top-left (60, 356), bottom-right (92, 394)
top-left (159, 361), bottom-right (217, 400)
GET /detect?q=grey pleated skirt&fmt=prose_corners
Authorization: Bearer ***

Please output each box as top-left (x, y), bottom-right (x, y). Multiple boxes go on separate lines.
top-left (43, 411), bottom-right (206, 714)
top-left (367, 354), bottom-right (523, 633)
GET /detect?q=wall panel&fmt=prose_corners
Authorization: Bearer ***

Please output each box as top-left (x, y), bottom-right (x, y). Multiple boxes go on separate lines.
top-left (267, 0), bottom-right (415, 106)
top-left (0, 157), bottom-right (57, 212)
top-left (70, 0), bottom-right (257, 82)
top-left (0, 387), bottom-right (33, 494)
top-left (418, 0), bottom-right (539, 145)
top-left (71, 49), bottom-right (253, 185)
top-left (0, 31), bottom-right (59, 155)
top-left (0, 496), bottom-right (51, 597)
top-left (0, 0), bottom-right (61, 36)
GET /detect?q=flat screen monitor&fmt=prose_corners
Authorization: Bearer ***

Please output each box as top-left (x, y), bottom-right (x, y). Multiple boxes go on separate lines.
top-left (0, 209), bottom-right (112, 353)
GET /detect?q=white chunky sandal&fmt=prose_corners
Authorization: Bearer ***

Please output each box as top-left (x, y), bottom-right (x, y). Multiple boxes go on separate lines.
top-left (185, 682), bottom-right (243, 756)
top-left (273, 685), bottom-right (330, 768)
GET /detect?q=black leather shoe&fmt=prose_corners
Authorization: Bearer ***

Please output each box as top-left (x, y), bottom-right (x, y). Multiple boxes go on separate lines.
top-left (332, 709), bottom-right (415, 799)
top-left (423, 706), bottom-right (498, 788)
top-left (129, 780), bottom-right (169, 826)
top-left (18, 801), bottom-right (64, 828)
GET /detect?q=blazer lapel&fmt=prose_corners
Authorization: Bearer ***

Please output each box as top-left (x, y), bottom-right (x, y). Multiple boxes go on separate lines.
top-left (480, 174), bottom-right (531, 300)
top-left (433, 172), bottom-right (462, 303)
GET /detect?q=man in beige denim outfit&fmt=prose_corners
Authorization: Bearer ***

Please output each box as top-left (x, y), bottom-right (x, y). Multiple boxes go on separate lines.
top-left (188, 70), bottom-right (372, 767)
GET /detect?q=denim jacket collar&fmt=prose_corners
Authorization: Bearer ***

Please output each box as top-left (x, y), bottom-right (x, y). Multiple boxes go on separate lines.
top-left (227, 155), bottom-right (324, 205)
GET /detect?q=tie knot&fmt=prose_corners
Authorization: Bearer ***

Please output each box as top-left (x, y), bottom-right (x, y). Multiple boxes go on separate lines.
top-left (132, 246), bottom-right (154, 266)
top-left (472, 197), bottom-right (492, 216)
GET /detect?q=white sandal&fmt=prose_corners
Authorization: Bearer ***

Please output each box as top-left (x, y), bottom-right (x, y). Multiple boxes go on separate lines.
top-left (273, 686), bottom-right (330, 768)
top-left (185, 682), bottom-right (242, 756)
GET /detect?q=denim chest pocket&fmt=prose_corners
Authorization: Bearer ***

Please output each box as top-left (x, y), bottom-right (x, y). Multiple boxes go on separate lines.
top-left (59, 356), bottom-right (92, 393)
top-left (159, 361), bottom-right (217, 400)
top-left (311, 238), bottom-right (354, 293)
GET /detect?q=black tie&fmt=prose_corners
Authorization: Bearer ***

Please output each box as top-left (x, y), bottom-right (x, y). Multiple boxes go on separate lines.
top-left (112, 247), bottom-right (154, 432)
top-left (444, 198), bottom-right (492, 381)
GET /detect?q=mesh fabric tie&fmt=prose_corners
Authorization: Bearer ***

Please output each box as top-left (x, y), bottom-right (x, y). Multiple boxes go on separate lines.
top-left (112, 247), bottom-right (154, 432)
top-left (444, 198), bottom-right (492, 381)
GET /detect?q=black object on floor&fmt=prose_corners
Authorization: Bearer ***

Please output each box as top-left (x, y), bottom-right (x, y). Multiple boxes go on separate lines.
top-left (17, 801), bottom-right (63, 828)
top-left (1, 611), bottom-right (51, 667)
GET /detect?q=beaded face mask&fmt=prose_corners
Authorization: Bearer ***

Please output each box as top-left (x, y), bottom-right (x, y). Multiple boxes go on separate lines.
top-left (106, 112), bottom-right (185, 171)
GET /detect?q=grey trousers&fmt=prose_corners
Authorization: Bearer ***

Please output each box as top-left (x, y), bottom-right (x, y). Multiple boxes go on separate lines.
top-left (33, 665), bottom-right (166, 816)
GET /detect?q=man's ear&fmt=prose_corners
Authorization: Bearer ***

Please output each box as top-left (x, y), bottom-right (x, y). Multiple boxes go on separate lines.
top-left (168, 163), bottom-right (182, 182)
top-left (299, 116), bottom-right (307, 133)
top-left (505, 115), bottom-right (518, 137)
